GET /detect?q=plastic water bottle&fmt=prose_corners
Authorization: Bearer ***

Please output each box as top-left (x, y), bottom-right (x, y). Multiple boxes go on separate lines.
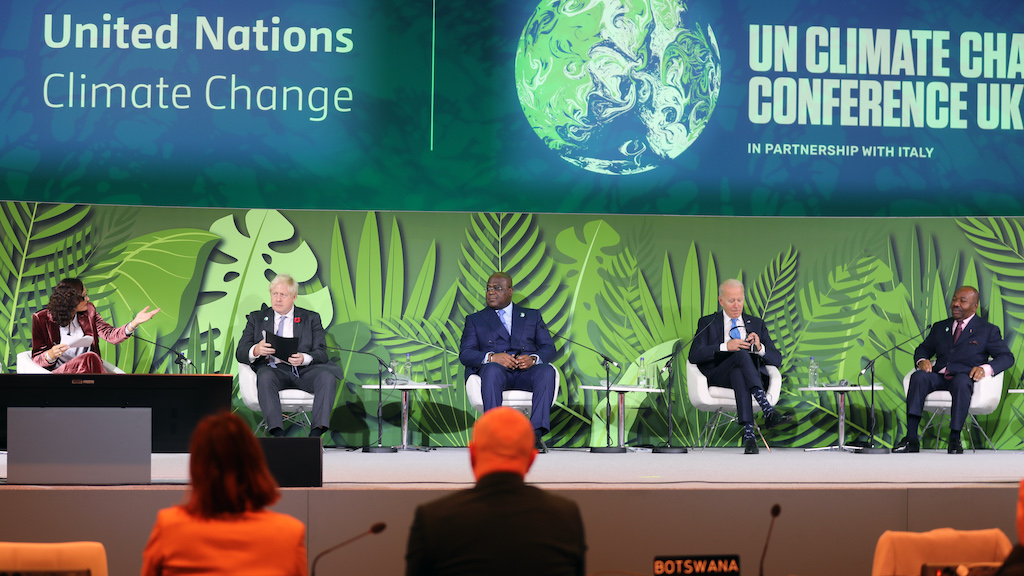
top-left (404, 353), bottom-right (413, 384)
top-left (809, 357), bottom-right (819, 387)
top-left (388, 360), bottom-right (399, 385)
top-left (637, 357), bottom-right (648, 388)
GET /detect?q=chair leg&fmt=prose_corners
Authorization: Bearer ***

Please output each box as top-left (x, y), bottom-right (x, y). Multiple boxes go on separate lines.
top-left (969, 415), bottom-right (994, 451)
top-left (922, 411), bottom-right (943, 450)
top-left (701, 410), bottom-right (724, 451)
top-left (754, 423), bottom-right (769, 452)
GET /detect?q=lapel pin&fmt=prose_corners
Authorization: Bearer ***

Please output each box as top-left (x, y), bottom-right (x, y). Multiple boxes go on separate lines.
top-left (520, 312), bottom-right (525, 318)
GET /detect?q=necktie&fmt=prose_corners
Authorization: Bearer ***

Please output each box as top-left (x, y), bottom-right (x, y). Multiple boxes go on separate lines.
top-left (270, 315), bottom-right (286, 367)
top-left (729, 318), bottom-right (740, 340)
top-left (498, 309), bottom-right (511, 335)
top-left (952, 320), bottom-right (963, 344)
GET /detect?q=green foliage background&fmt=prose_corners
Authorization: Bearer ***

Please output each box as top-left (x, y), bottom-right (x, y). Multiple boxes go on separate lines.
top-left (2, 202), bottom-right (1023, 450)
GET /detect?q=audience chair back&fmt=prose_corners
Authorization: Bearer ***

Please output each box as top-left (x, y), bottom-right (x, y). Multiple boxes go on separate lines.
top-left (871, 527), bottom-right (1011, 576)
top-left (0, 541), bottom-right (108, 576)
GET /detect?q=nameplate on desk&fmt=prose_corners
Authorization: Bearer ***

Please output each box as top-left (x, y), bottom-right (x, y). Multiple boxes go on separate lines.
top-left (653, 555), bottom-right (739, 575)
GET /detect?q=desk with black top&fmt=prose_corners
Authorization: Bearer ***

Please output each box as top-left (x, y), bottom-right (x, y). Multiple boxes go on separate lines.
top-left (0, 373), bottom-right (232, 452)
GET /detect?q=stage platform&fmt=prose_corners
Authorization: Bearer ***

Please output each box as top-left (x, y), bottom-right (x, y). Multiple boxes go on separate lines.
top-left (1, 447), bottom-right (1021, 576)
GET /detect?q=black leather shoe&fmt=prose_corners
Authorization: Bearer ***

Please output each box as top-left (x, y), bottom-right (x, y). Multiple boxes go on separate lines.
top-left (269, 427), bottom-right (285, 437)
top-left (308, 426), bottom-right (328, 438)
top-left (535, 436), bottom-right (548, 454)
top-left (947, 439), bottom-right (964, 454)
top-left (891, 437), bottom-right (920, 453)
top-left (743, 436), bottom-right (759, 454)
top-left (763, 410), bottom-right (793, 429)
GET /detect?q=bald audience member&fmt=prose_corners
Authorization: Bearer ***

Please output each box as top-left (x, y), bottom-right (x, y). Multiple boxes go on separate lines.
top-left (405, 407), bottom-right (586, 576)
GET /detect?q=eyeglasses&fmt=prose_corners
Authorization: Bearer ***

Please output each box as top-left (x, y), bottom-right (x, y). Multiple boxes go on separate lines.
top-left (485, 286), bottom-right (508, 293)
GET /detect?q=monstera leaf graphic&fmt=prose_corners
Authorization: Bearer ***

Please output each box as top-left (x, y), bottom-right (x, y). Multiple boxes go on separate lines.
top-left (190, 210), bottom-right (331, 374)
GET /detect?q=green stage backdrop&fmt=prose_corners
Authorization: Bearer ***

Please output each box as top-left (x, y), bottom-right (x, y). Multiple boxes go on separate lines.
top-left (2, 202), bottom-right (1023, 450)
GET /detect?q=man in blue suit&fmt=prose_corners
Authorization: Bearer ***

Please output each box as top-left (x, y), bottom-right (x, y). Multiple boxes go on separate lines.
top-left (236, 274), bottom-right (341, 438)
top-left (688, 279), bottom-right (792, 454)
top-left (893, 286), bottom-right (1014, 454)
top-left (460, 272), bottom-right (558, 452)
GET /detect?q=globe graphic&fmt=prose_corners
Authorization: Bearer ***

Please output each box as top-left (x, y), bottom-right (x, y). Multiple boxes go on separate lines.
top-left (515, 0), bottom-right (721, 175)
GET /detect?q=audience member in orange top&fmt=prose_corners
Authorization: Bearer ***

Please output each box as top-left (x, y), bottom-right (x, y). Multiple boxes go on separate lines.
top-left (141, 412), bottom-right (307, 576)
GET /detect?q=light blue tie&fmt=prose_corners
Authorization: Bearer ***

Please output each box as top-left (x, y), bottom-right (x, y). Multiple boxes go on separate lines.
top-left (729, 318), bottom-right (740, 340)
top-left (270, 315), bottom-right (285, 367)
top-left (498, 309), bottom-right (511, 335)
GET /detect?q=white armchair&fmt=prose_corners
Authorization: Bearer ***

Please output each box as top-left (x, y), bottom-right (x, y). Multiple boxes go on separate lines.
top-left (16, 350), bottom-right (124, 374)
top-left (686, 359), bottom-right (782, 449)
top-left (902, 369), bottom-right (1003, 450)
top-left (465, 364), bottom-right (561, 417)
top-left (237, 362), bottom-right (315, 434)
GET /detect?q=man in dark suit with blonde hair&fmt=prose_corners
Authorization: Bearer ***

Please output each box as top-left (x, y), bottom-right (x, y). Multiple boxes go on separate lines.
top-left (236, 274), bottom-right (341, 438)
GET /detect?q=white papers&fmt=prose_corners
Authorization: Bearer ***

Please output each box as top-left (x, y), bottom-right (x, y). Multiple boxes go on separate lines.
top-left (60, 335), bottom-right (93, 348)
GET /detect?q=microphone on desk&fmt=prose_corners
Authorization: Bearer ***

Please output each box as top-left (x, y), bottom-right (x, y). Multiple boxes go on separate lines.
top-left (132, 334), bottom-right (195, 372)
top-left (311, 522), bottom-right (387, 576)
top-left (759, 504), bottom-right (781, 576)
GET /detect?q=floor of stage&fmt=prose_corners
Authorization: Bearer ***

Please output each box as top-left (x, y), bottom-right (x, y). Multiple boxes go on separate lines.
top-left (3, 445), bottom-right (1019, 488)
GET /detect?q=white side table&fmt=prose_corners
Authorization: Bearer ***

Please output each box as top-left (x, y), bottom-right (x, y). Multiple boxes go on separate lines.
top-left (361, 381), bottom-right (452, 449)
top-left (581, 385), bottom-right (664, 449)
top-left (799, 385), bottom-right (883, 452)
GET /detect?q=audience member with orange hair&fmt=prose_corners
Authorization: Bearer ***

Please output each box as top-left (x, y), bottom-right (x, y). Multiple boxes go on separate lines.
top-left (141, 412), bottom-right (307, 576)
top-left (405, 407), bottom-right (586, 576)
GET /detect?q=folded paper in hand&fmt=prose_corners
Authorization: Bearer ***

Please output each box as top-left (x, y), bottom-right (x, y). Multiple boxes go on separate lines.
top-left (60, 335), bottom-right (94, 348)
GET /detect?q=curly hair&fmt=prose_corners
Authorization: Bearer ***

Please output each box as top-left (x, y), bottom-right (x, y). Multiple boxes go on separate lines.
top-left (47, 278), bottom-right (86, 327)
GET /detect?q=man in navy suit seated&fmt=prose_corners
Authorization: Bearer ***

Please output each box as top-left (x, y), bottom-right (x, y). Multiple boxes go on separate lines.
top-left (893, 285), bottom-right (1014, 454)
top-left (688, 279), bottom-right (792, 454)
top-left (459, 272), bottom-right (557, 452)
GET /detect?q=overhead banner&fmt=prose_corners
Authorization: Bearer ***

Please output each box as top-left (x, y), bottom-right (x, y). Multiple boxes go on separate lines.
top-left (1, 0), bottom-right (1022, 216)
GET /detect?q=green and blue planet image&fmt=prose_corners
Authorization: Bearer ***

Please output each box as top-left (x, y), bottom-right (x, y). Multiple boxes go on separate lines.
top-left (515, 0), bottom-right (721, 175)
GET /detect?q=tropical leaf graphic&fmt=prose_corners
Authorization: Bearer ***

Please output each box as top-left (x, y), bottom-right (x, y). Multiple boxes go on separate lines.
top-left (0, 203), bottom-right (93, 366)
top-left (190, 209), bottom-right (331, 374)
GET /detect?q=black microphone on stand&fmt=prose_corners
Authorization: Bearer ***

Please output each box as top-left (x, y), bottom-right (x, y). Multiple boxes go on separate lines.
top-left (132, 334), bottom-right (195, 373)
top-left (858, 324), bottom-right (931, 455)
top-left (310, 522), bottom-right (387, 576)
top-left (648, 315), bottom-right (722, 454)
top-left (326, 346), bottom-right (396, 453)
top-left (327, 346), bottom-right (395, 377)
top-left (759, 504), bottom-right (781, 576)
top-left (540, 322), bottom-right (624, 453)
top-left (860, 324), bottom-right (931, 376)
top-left (539, 322), bottom-right (618, 368)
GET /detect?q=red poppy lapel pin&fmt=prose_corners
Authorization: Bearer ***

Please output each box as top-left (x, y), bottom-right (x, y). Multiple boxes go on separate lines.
top-left (294, 317), bottom-right (301, 324)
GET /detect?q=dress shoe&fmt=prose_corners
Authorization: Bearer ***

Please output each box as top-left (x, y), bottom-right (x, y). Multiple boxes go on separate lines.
top-left (763, 410), bottom-right (793, 429)
top-left (891, 437), bottom-right (920, 453)
top-left (947, 439), bottom-right (964, 454)
top-left (269, 427), bottom-right (285, 437)
top-left (308, 426), bottom-right (328, 438)
top-left (534, 436), bottom-right (548, 454)
top-left (743, 436), bottom-right (759, 454)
